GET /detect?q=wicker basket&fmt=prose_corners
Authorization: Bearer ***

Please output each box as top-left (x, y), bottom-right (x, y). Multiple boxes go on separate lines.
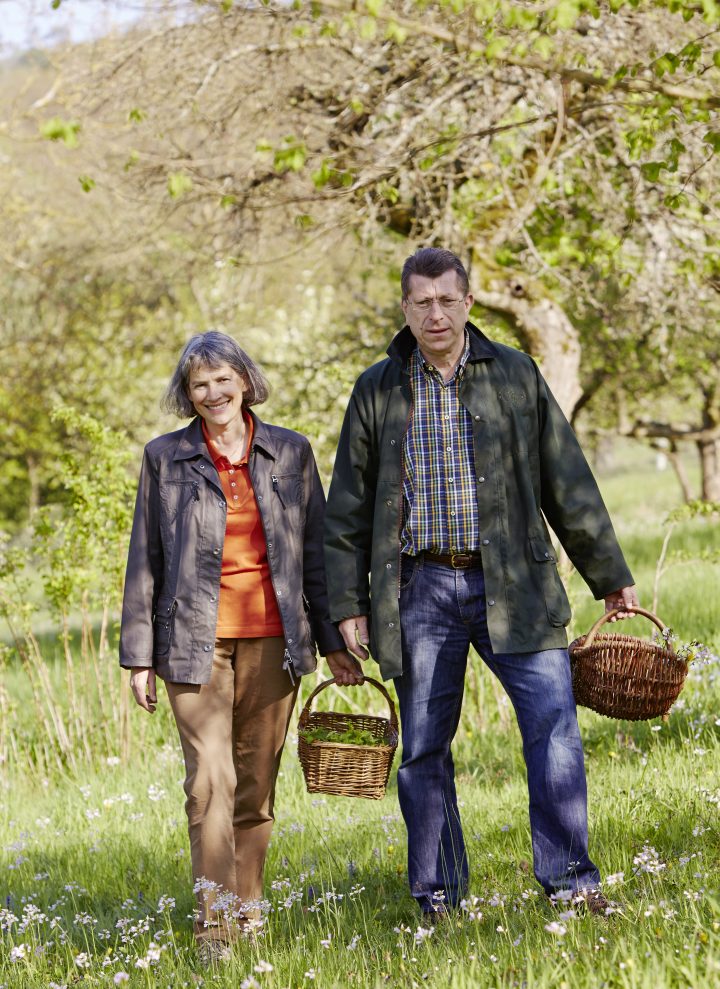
top-left (569, 606), bottom-right (688, 721)
top-left (297, 677), bottom-right (398, 800)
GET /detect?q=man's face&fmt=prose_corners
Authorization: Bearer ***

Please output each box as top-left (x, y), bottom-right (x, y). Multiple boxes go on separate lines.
top-left (402, 270), bottom-right (473, 366)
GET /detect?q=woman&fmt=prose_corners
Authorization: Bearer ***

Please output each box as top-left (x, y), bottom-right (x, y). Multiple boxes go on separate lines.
top-left (120, 331), bottom-right (361, 963)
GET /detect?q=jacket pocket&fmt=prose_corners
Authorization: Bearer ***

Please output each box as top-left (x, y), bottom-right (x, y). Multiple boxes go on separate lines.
top-left (153, 598), bottom-right (177, 656)
top-left (529, 537), bottom-right (571, 627)
top-left (159, 480), bottom-right (200, 526)
top-left (271, 472), bottom-right (303, 508)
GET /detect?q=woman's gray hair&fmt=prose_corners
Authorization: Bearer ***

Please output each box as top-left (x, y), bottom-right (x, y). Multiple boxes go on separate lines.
top-left (162, 331), bottom-right (270, 418)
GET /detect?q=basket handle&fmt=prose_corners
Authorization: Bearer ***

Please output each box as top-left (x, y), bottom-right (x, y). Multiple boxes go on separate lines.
top-left (582, 606), bottom-right (670, 650)
top-left (297, 676), bottom-right (399, 733)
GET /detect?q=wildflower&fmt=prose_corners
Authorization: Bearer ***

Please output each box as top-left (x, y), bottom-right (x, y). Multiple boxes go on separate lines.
top-left (320, 935), bottom-right (332, 948)
top-left (157, 895), bottom-right (176, 912)
top-left (544, 922), bottom-right (567, 936)
top-left (114, 975), bottom-right (130, 986)
top-left (633, 845), bottom-right (666, 875)
top-left (347, 934), bottom-right (361, 950)
top-left (9, 943), bottom-right (28, 961)
top-left (107, 756), bottom-right (121, 765)
top-left (254, 960), bottom-right (273, 973)
top-left (147, 783), bottom-right (166, 801)
top-left (304, 969), bottom-right (317, 980)
top-left (413, 925), bottom-right (435, 944)
top-left (75, 952), bottom-right (92, 968)
top-left (240, 979), bottom-right (261, 989)
top-left (604, 872), bottom-right (624, 886)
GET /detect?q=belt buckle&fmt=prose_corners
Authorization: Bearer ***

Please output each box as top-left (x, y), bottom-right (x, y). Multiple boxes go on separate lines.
top-left (450, 552), bottom-right (471, 569)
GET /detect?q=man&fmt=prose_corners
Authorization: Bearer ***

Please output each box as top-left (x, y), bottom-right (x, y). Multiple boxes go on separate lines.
top-left (324, 247), bottom-right (638, 919)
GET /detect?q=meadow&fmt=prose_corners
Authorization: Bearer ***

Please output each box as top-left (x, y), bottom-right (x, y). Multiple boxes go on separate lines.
top-left (1, 444), bottom-right (719, 989)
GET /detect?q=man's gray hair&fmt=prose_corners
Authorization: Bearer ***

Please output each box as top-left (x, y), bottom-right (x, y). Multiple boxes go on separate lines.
top-left (401, 247), bottom-right (470, 300)
top-left (162, 330), bottom-right (270, 418)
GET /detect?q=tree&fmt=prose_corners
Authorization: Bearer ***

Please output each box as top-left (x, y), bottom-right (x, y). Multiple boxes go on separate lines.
top-left (3, 0), bottom-right (720, 501)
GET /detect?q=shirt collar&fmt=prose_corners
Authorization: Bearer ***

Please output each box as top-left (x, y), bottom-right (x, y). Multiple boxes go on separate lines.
top-left (414, 332), bottom-right (471, 382)
top-left (201, 411), bottom-right (254, 470)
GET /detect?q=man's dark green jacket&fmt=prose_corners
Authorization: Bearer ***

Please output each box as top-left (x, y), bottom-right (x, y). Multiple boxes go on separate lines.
top-left (324, 322), bottom-right (634, 681)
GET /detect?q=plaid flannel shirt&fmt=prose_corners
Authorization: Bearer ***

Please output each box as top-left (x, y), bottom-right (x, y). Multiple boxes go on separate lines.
top-left (400, 337), bottom-right (480, 556)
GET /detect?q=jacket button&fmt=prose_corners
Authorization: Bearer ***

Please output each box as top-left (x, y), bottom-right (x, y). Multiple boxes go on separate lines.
top-left (482, 538), bottom-right (490, 546)
top-left (386, 499), bottom-right (392, 507)
top-left (388, 622), bottom-right (395, 628)
top-left (213, 548), bottom-right (220, 555)
top-left (267, 542), bottom-right (273, 548)
top-left (478, 476), bottom-right (485, 483)
top-left (488, 599), bottom-right (496, 606)
top-left (544, 552), bottom-right (551, 559)
top-left (276, 590), bottom-right (282, 597)
top-left (203, 644), bottom-right (212, 652)
top-left (210, 595), bottom-right (216, 602)
top-left (258, 494), bottom-right (263, 501)
top-left (199, 464), bottom-right (205, 470)
top-left (287, 638), bottom-right (293, 644)
top-left (386, 563), bottom-right (392, 569)
top-left (390, 439), bottom-right (396, 446)
top-left (474, 415), bottom-right (481, 421)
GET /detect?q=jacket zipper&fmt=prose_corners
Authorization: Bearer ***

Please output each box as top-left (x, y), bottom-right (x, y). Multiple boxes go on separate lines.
top-left (283, 649), bottom-right (297, 685)
top-left (271, 474), bottom-right (286, 509)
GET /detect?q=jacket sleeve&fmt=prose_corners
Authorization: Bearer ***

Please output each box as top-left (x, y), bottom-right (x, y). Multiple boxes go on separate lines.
top-left (323, 381), bottom-right (377, 622)
top-left (534, 365), bottom-right (634, 599)
top-left (119, 448), bottom-right (164, 669)
top-left (300, 440), bottom-right (346, 655)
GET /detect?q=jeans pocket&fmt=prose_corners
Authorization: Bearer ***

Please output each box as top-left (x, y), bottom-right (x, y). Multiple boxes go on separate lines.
top-left (399, 554), bottom-right (421, 593)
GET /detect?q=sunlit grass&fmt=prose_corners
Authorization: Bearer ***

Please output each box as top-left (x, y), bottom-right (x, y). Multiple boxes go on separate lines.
top-left (2, 444), bottom-right (719, 986)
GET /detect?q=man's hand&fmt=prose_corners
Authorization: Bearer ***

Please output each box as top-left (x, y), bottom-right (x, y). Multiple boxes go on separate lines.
top-left (604, 586), bottom-right (639, 621)
top-left (338, 616), bottom-right (370, 662)
top-left (325, 649), bottom-right (365, 686)
top-left (130, 667), bottom-right (157, 713)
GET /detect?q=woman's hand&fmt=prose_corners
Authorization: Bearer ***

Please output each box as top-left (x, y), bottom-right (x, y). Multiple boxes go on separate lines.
top-left (325, 649), bottom-right (365, 686)
top-left (130, 667), bottom-right (158, 713)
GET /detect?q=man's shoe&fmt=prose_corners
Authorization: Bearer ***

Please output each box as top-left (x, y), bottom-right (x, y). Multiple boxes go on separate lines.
top-left (197, 939), bottom-right (232, 967)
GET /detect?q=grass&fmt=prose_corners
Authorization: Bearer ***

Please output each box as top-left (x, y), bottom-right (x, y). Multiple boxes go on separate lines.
top-left (1, 444), bottom-right (720, 987)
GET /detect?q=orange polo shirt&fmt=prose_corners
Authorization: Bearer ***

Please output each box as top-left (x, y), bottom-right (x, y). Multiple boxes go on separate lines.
top-left (202, 417), bottom-right (284, 638)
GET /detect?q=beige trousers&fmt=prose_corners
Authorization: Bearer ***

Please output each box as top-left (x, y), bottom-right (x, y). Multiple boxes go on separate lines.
top-left (166, 636), bottom-right (298, 942)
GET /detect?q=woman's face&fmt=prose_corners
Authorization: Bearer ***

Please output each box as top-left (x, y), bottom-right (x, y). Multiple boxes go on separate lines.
top-left (186, 363), bottom-right (247, 430)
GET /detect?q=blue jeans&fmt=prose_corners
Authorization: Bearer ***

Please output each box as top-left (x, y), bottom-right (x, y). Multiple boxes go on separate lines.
top-left (394, 556), bottom-right (600, 912)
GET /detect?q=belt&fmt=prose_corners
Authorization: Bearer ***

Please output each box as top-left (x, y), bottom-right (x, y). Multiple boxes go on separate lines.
top-left (422, 551), bottom-right (483, 570)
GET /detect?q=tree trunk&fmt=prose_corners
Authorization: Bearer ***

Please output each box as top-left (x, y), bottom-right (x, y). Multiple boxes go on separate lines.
top-left (666, 443), bottom-right (695, 504)
top-left (472, 268), bottom-right (582, 419)
top-left (698, 436), bottom-right (720, 502)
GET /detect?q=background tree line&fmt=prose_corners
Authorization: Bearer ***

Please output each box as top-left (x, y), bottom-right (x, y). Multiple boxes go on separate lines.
top-left (1, 0), bottom-right (719, 533)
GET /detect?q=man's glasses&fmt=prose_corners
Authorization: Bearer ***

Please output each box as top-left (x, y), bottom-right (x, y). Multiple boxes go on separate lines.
top-left (405, 296), bottom-right (467, 313)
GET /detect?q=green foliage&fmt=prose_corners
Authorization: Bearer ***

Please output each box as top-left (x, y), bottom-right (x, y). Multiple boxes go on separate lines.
top-left (31, 407), bottom-right (135, 617)
top-left (39, 116), bottom-right (81, 148)
top-left (300, 726), bottom-right (385, 745)
top-left (273, 137), bottom-right (308, 173)
top-left (167, 171), bottom-right (193, 197)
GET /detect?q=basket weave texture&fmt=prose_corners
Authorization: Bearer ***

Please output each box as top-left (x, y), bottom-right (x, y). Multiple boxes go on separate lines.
top-left (569, 607), bottom-right (688, 721)
top-left (297, 677), bottom-right (398, 800)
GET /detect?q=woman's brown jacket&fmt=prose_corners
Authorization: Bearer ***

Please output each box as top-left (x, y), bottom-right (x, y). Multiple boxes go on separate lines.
top-left (119, 413), bottom-right (343, 684)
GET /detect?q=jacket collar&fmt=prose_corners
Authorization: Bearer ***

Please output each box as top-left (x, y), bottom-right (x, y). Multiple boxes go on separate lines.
top-left (386, 320), bottom-right (499, 368)
top-left (173, 410), bottom-right (277, 462)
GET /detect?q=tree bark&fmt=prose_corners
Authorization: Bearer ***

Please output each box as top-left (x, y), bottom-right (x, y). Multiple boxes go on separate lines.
top-left (472, 268), bottom-right (582, 419)
top-left (698, 437), bottom-right (720, 502)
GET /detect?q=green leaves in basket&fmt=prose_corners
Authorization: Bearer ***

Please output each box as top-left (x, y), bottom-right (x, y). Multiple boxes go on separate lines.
top-left (299, 726), bottom-right (384, 746)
